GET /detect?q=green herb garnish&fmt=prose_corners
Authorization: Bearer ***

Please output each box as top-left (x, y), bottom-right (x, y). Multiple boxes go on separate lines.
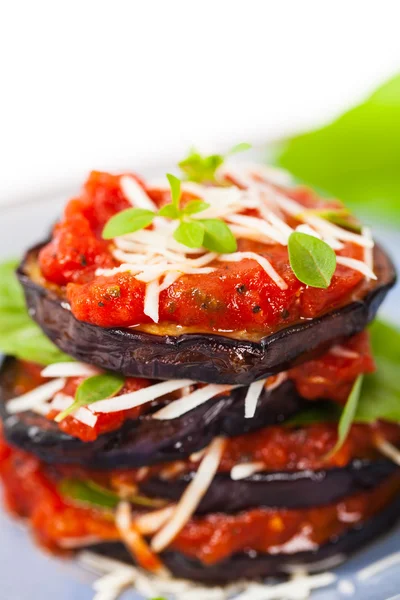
top-left (0, 260), bottom-right (73, 365)
top-left (60, 479), bottom-right (166, 510)
top-left (326, 375), bottom-right (363, 458)
top-left (54, 372), bottom-right (124, 422)
top-left (103, 173), bottom-right (237, 253)
top-left (178, 142), bottom-right (251, 184)
top-left (288, 231), bottom-right (336, 288)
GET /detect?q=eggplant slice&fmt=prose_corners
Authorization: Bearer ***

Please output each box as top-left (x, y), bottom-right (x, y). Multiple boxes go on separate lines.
top-left (92, 493), bottom-right (400, 583)
top-left (139, 459), bottom-right (399, 513)
top-left (0, 357), bottom-right (303, 468)
top-left (18, 243), bottom-right (396, 385)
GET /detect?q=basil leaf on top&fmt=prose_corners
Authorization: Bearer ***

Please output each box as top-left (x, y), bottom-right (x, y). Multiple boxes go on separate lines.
top-left (199, 219), bottom-right (237, 253)
top-left (0, 260), bottom-right (73, 365)
top-left (55, 372), bottom-right (124, 422)
top-left (173, 221), bottom-right (205, 249)
top-left (178, 142), bottom-right (251, 183)
top-left (101, 173), bottom-right (237, 253)
top-left (288, 232), bottom-right (336, 288)
top-left (102, 208), bottom-right (155, 239)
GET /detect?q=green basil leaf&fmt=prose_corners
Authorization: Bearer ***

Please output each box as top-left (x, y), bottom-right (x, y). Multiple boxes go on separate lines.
top-left (55, 372), bottom-right (124, 422)
top-left (173, 221), bottom-right (205, 249)
top-left (102, 208), bottom-right (155, 239)
top-left (166, 173), bottom-right (181, 209)
top-left (182, 200), bottom-right (210, 215)
top-left (60, 479), bottom-right (119, 509)
top-left (276, 74), bottom-right (400, 225)
top-left (0, 260), bottom-right (73, 365)
top-left (327, 375), bottom-right (363, 457)
top-left (198, 219), bottom-right (237, 253)
top-left (228, 142), bottom-right (252, 155)
top-left (158, 203), bottom-right (180, 219)
top-left (178, 149), bottom-right (224, 183)
top-left (287, 401), bottom-right (341, 426)
top-left (288, 232), bottom-right (336, 288)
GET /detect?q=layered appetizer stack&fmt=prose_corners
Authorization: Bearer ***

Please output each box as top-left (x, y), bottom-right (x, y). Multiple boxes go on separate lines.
top-left (0, 148), bottom-right (399, 596)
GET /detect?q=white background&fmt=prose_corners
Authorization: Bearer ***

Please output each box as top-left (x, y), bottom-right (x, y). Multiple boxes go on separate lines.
top-left (1, 0), bottom-right (400, 204)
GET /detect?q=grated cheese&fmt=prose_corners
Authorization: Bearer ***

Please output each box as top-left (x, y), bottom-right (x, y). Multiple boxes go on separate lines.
top-left (134, 505), bottom-right (177, 535)
top-left (374, 436), bottom-right (400, 466)
top-left (329, 345), bottom-right (359, 359)
top-left (152, 384), bottom-right (237, 420)
top-left (90, 379), bottom-right (194, 414)
top-left (6, 378), bottom-right (66, 414)
top-left (51, 393), bottom-right (98, 427)
top-left (120, 175), bottom-right (157, 211)
top-left (244, 379), bottom-right (267, 418)
top-left (151, 437), bottom-right (226, 552)
top-left (336, 256), bottom-right (377, 280)
top-left (218, 252), bottom-right (288, 290)
top-left (143, 278), bottom-right (161, 322)
top-left (41, 362), bottom-right (100, 378)
top-left (231, 462), bottom-right (265, 480)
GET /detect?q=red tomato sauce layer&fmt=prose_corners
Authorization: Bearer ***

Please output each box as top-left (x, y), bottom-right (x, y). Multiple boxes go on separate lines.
top-left (0, 434), bottom-right (399, 566)
top-left (9, 331), bottom-right (374, 442)
top-left (38, 171), bottom-right (367, 332)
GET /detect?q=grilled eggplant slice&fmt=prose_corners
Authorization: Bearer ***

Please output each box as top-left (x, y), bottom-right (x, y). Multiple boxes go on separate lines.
top-left (18, 243), bottom-right (396, 385)
top-left (92, 493), bottom-right (400, 583)
top-left (0, 357), bottom-right (302, 468)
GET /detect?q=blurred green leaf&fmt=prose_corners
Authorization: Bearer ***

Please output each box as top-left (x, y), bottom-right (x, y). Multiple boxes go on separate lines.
top-left (275, 74), bottom-right (400, 224)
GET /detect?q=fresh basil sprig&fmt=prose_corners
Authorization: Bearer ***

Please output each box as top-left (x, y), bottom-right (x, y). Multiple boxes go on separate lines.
top-left (0, 260), bottom-right (73, 365)
top-left (325, 375), bottom-right (363, 458)
top-left (54, 372), bottom-right (125, 422)
top-left (288, 231), bottom-right (336, 288)
top-left (103, 173), bottom-right (237, 253)
top-left (287, 319), bottom-right (400, 452)
top-left (178, 142), bottom-right (251, 184)
top-left (59, 479), bottom-right (165, 510)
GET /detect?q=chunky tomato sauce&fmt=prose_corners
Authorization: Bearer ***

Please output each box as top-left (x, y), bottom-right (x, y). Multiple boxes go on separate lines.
top-left (0, 434), bottom-right (398, 566)
top-left (38, 171), bottom-right (367, 332)
top-left (7, 332), bottom-right (374, 441)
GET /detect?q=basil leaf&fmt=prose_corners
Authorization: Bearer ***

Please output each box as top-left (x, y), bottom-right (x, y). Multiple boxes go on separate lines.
top-left (198, 219), bottom-right (237, 253)
top-left (60, 479), bottom-right (119, 509)
top-left (166, 173), bottom-right (181, 209)
top-left (178, 150), bottom-right (224, 184)
top-left (173, 221), bottom-right (205, 249)
top-left (228, 142), bottom-right (252, 155)
top-left (183, 200), bottom-right (210, 215)
top-left (158, 203), bottom-right (180, 219)
top-left (276, 74), bottom-right (400, 225)
top-left (288, 232), bottom-right (336, 288)
top-left (102, 208), bottom-right (155, 239)
top-left (55, 372), bottom-right (124, 422)
top-left (0, 260), bottom-right (73, 365)
top-left (60, 478), bottom-right (166, 510)
top-left (327, 375), bottom-right (363, 457)
top-left (287, 401), bottom-right (341, 426)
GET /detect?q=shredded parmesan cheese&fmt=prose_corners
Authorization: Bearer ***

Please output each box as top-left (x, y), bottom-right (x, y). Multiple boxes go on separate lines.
top-left (41, 362), bottom-right (100, 378)
top-left (244, 379), bottom-right (267, 418)
top-left (231, 462), bottom-right (265, 480)
top-left (218, 252), bottom-right (288, 290)
top-left (152, 384), bottom-right (237, 420)
top-left (336, 256), bottom-right (377, 280)
top-left (120, 175), bottom-right (157, 211)
top-left (329, 345), bottom-right (359, 359)
top-left (374, 436), bottom-right (400, 465)
top-left (151, 437), bottom-right (226, 552)
top-left (91, 379), bottom-right (194, 414)
top-left (6, 378), bottom-right (66, 414)
top-left (51, 393), bottom-right (98, 427)
top-left (134, 505), bottom-right (177, 535)
top-left (357, 551), bottom-right (400, 581)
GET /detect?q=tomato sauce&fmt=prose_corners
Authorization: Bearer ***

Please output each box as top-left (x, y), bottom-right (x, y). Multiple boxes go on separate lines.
top-left (0, 433), bottom-right (398, 566)
top-left (7, 331), bottom-right (374, 442)
top-left (38, 171), bottom-right (367, 332)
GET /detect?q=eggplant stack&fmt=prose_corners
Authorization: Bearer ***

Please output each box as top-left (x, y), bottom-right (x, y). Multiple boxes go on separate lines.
top-left (0, 157), bottom-right (399, 586)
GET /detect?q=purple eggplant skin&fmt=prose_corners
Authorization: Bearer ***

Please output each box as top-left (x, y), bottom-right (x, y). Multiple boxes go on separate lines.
top-left (91, 493), bottom-right (400, 583)
top-left (17, 243), bottom-right (396, 385)
top-left (139, 459), bottom-right (399, 513)
top-left (0, 356), bottom-right (302, 468)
